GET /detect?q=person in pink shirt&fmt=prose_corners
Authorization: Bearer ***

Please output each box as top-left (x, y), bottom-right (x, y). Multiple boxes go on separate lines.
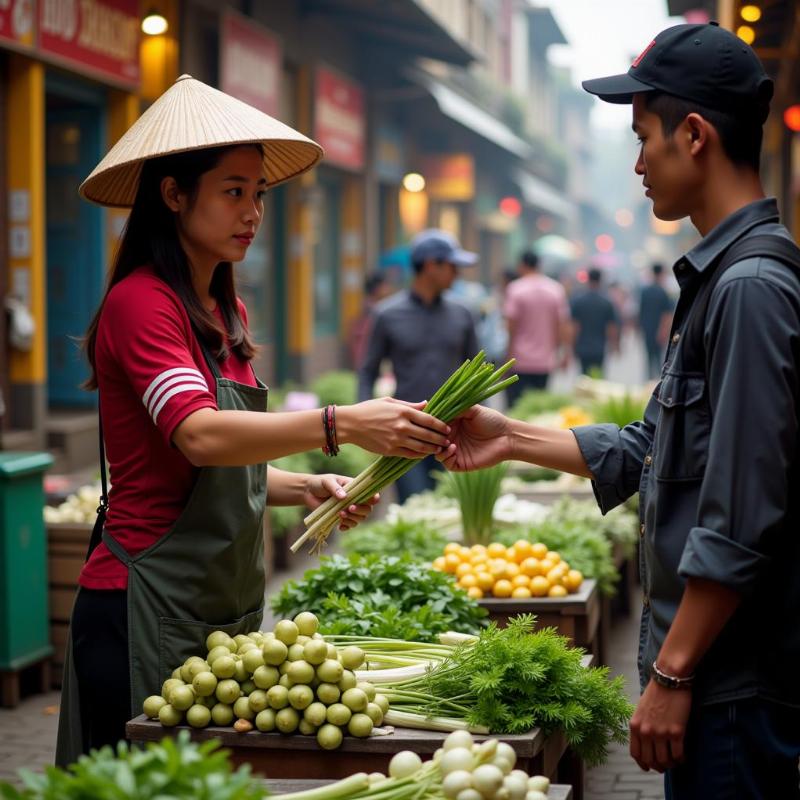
top-left (504, 251), bottom-right (571, 405)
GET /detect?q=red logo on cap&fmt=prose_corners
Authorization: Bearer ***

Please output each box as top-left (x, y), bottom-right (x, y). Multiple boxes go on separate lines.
top-left (632, 39), bottom-right (656, 68)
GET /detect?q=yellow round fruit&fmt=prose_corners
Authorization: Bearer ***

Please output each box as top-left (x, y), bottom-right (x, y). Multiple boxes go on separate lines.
top-left (511, 586), bottom-right (532, 599)
top-left (529, 576), bottom-right (550, 597)
top-left (459, 573), bottom-right (478, 589)
top-left (476, 572), bottom-right (495, 592)
top-left (456, 562), bottom-right (473, 578)
top-left (548, 584), bottom-right (568, 598)
top-left (493, 579), bottom-right (513, 598)
top-left (470, 544), bottom-right (488, 555)
top-left (467, 586), bottom-right (484, 600)
top-left (458, 546), bottom-right (472, 561)
top-left (432, 557), bottom-right (446, 571)
top-left (444, 553), bottom-right (461, 573)
top-left (546, 566), bottom-right (567, 585)
top-left (530, 542), bottom-right (548, 560)
top-left (564, 569), bottom-right (584, 592)
top-left (487, 542), bottom-right (507, 559)
top-left (545, 551), bottom-right (562, 565)
top-left (504, 562), bottom-right (521, 579)
top-left (489, 559), bottom-right (508, 578)
top-left (512, 574), bottom-right (530, 588)
top-left (513, 540), bottom-right (532, 560)
top-left (505, 547), bottom-right (518, 563)
top-left (444, 542), bottom-right (461, 555)
top-left (470, 553), bottom-right (489, 567)
top-left (538, 558), bottom-right (555, 575)
top-left (520, 557), bottom-right (541, 577)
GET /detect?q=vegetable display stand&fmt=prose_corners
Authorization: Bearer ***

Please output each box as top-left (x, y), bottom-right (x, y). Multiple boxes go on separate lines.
top-left (477, 579), bottom-right (604, 666)
top-left (126, 719), bottom-right (582, 795)
top-left (46, 521), bottom-right (92, 687)
top-left (264, 779), bottom-right (573, 800)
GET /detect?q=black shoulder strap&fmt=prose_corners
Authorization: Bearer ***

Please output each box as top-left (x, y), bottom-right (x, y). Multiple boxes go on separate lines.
top-left (680, 234), bottom-right (800, 373)
top-left (85, 409), bottom-right (109, 562)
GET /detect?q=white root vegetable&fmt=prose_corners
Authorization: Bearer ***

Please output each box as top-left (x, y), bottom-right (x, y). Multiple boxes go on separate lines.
top-left (388, 750), bottom-right (423, 779)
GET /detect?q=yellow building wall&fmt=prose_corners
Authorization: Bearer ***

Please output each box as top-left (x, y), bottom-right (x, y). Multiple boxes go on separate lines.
top-left (6, 56), bottom-right (46, 385)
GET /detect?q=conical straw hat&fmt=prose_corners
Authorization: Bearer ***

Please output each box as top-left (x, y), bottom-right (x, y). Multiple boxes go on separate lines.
top-left (80, 74), bottom-right (324, 207)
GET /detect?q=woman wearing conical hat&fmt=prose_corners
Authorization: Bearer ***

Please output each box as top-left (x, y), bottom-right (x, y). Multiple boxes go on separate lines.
top-left (55, 76), bottom-right (450, 764)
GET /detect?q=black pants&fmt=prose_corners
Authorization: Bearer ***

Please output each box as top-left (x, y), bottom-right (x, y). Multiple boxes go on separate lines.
top-left (395, 454), bottom-right (444, 504)
top-left (505, 372), bottom-right (549, 408)
top-left (71, 588), bottom-right (131, 753)
top-left (665, 698), bottom-right (800, 799)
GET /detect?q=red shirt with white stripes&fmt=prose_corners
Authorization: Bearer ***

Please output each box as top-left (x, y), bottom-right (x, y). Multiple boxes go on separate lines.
top-left (79, 265), bottom-right (258, 590)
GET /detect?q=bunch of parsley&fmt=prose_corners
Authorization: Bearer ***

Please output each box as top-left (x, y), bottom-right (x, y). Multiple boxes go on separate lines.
top-left (394, 615), bottom-right (633, 766)
top-left (271, 554), bottom-right (487, 641)
top-left (0, 732), bottom-right (262, 800)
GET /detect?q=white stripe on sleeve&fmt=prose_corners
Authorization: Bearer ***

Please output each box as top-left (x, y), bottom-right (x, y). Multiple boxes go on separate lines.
top-left (142, 367), bottom-right (207, 409)
top-left (151, 382), bottom-right (211, 425)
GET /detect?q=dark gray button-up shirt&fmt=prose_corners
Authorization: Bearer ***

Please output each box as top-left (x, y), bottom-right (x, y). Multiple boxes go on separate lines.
top-left (357, 290), bottom-right (479, 403)
top-left (573, 198), bottom-right (800, 707)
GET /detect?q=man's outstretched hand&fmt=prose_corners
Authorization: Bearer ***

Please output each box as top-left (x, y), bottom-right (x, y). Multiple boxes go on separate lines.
top-left (437, 405), bottom-right (515, 472)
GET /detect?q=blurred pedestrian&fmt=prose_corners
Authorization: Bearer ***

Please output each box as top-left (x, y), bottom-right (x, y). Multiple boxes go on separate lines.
top-left (570, 267), bottom-right (620, 376)
top-left (504, 250), bottom-right (571, 405)
top-left (638, 263), bottom-right (674, 379)
top-left (347, 272), bottom-right (393, 369)
top-left (358, 229), bottom-right (479, 502)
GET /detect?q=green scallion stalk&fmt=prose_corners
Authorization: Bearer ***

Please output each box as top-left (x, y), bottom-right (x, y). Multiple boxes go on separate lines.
top-left (292, 353), bottom-right (517, 554)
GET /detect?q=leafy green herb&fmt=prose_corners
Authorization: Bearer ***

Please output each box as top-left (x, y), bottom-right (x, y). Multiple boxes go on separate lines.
top-left (341, 518), bottom-right (449, 561)
top-left (385, 615), bottom-right (633, 766)
top-left (271, 554), bottom-right (487, 641)
top-left (0, 731), bottom-right (263, 800)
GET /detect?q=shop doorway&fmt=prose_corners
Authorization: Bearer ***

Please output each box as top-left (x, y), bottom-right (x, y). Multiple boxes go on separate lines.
top-left (45, 74), bottom-right (105, 408)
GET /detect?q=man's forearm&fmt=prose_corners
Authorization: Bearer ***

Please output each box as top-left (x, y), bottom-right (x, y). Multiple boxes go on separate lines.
top-left (656, 577), bottom-right (741, 678)
top-left (509, 421), bottom-right (593, 478)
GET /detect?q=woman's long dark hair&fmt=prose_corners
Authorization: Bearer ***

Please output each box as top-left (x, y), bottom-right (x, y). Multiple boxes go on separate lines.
top-left (83, 144), bottom-right (260, 389)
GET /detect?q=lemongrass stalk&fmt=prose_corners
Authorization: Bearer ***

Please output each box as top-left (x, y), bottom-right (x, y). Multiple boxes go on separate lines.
top-left (438, 631), bottom-right (479, 646)
top-left (278, 773), bottom-right (371, 800)
top-left (383, 709), bottom-right (488, 734)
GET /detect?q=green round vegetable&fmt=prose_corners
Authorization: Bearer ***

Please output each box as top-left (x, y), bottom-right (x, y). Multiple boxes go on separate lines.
top-left (342, 688), bottom-right (368, 712)
top-left (317, 659), bottom-right (344, 684)
top-left (303, 701), bottom-right (328, 727)
top-left (248, 689), bottom-right (269, 713)
top-left (186, 704), bottom-right (211, 728)
top-left (158, 704), bottom-right (183, 727)
top-left (274, 620), bottom-right (299, 645)
top-left (211, 655), bottom-right (236, 679)
top-left (294, 611), bottom-right (320, 636)
top-left (340, 646), bottom-right (365, 670)
top-left (288, 684), bottom-right (315, 710)
top-left (275, 707), bottom-right (300, 733)
top-left (211, 702), bottom-right (234, 726)
top-left (215, 679), bottom-right (241, 704)
top-left (255, 708), bottom-right (276, 731)
top-left (317, 723), bottom-right (343, 750)
top-left (143, 695), bottom-right (166, 719)
top-left (326, 702), bottom-right (352, 726)
top-left (233, 696), bottom-right (255, 720)
top-left (169, 685), bottom-right (195, 711)
top-left (262, 639), bottom-right (289, 666)
top-left (348, 712), bottom-right (373, 738)
top-left (315, 682), bottom-right (340, 705)
top-left (303, 639), bottom-right (328, 666)
top-left (192, 671), bottom-right (218, 697)
top-left (253, 665), bottom-right (281, 689)
top-left (267, 684), bottom-right (290, 710)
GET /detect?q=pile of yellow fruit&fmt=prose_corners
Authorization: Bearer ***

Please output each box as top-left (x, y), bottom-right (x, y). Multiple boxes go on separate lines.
top-left (432, 540), bottom-right (584, 600)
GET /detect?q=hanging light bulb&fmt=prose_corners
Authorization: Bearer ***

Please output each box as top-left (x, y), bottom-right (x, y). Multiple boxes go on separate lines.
top-left (142, 8), bottom-right (168, 36)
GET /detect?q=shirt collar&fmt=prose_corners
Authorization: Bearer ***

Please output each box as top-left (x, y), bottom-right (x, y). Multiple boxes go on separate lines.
top-left (409, 289), bottom-right (442, 307)
top-left (678, 197), bottom-right (780, 276)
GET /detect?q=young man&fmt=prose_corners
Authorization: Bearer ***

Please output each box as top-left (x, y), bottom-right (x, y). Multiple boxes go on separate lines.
top-left (438, 22), bottom-right (800, 799)
top-left (638, 263), bottom-right (674, 379)
top-left (503, 250), bottom-right (571, 404)
top-left (359, 229), bottom-right (479, 502)
top-left (569, 267), bottom-right (619, 377)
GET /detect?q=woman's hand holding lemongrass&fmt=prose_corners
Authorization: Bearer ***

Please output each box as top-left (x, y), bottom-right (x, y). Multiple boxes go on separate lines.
top-left (302, 474), bottom-right (379, 532)
top-left (338, 398), bottom-right (451, 458)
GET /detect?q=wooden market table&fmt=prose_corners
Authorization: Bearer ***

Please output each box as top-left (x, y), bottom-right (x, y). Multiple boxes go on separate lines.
top-left (265, 779), bottom-right (573, 800)
top-left (477, 578), bottom-right (604, 666)
top-left (126, 719), bottom-right (583, 798)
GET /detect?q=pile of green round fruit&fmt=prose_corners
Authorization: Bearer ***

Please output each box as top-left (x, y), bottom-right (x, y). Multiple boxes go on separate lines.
top-left (141, 612), bottom-right (389, 750)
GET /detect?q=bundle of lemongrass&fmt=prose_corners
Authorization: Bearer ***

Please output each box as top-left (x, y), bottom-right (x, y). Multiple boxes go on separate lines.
top-left (292, 353), bottom-right (517, 554)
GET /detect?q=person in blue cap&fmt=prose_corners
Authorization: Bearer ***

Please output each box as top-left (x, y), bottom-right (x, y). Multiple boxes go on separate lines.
top-left (358, 229), bottom-right (479, 502)
top-left (436, 22), bottom-right (800, 799)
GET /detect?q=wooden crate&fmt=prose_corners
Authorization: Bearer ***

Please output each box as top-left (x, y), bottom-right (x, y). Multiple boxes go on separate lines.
top-left (46, 522), bottom-right (92, 686)
top-left (127, 718), bottom-right (582, 796)
top-left (477, 579), bottom-right (604, 665)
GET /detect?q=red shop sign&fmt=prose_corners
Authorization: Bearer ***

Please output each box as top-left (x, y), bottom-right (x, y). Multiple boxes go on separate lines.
top-left (0, 0), bottom-right (37, 50)
top-left (220, 10), bottom-right (282, 117)
top-left (315, 66), bottom-right (365, 171)
top-left (39, 0), bottom-right (139, 88)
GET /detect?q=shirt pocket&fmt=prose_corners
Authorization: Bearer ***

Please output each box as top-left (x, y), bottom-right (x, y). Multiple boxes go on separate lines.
top-left (653, 372), bottom-right (710, 480)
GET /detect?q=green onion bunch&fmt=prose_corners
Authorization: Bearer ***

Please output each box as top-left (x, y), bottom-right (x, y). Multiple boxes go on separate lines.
top-left (292, 353), bottom-right (517, 554)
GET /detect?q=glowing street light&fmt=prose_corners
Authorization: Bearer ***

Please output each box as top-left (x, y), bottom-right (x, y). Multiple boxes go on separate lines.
top-left (142, 9), bottom-right (169, 36)
top-left (614, 209), bottom-right (634, 228)
top-left (736, 25), bottom-right (755, 45)
top-left (402, 173), bottom-right (426, 193)
top-left (740, 5), bottom-right (762, 23)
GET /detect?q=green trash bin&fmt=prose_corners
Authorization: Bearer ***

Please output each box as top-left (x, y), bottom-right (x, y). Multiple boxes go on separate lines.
top-left (0, 452), bottom-right (55, 672)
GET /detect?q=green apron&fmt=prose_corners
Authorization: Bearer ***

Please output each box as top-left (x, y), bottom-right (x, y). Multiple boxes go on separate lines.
top-left (56, 339), bottom-right (268, 766)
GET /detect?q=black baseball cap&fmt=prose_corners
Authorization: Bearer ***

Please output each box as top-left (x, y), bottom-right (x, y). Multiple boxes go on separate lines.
top-left (582, 22), bottom-right (773, 121)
